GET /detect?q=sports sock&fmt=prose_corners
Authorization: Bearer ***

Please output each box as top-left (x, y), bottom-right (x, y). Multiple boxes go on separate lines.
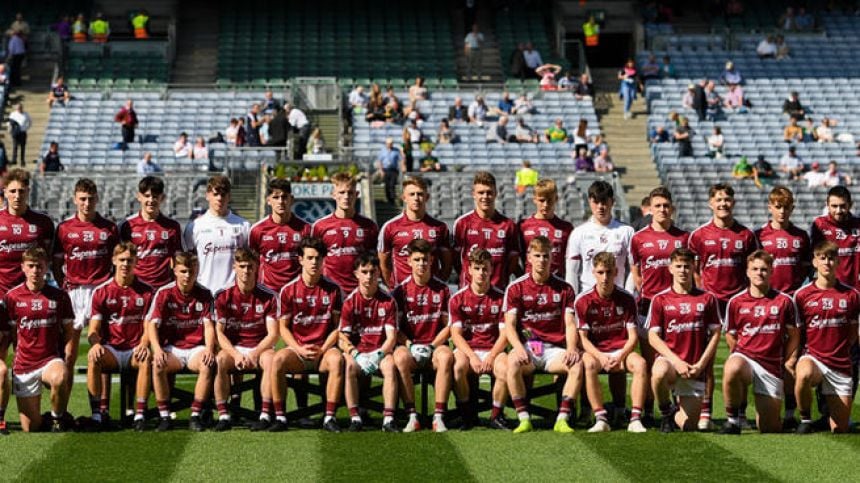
top-left (435, 402), bottom-right (446, 415)
top-left (512, 397), bottom-right (529, 420)
top-left (405, 402), bottom-right (416, 415)
top-left (325, 401), bottom-right (337, 418)
top-left (383, 407), bottom-right (394, 425)
top-left (659, 402), bottom-right (673, 418)
top-left (594, 407), bottom-right (608, 422)
top-left (216, 400), bottom-right (229, 420)
top-left (725, 406), bottom-right (739, 425)
top-left (800, 410), bottom-right (812, 423)
top-left (630, 406), bottom-right (642, 422)
top-left (190, 399), bottom-right (204, 417)
top-left (785, 391), bottom-right (797, 418)
top-left (261, 398), bottom-right (273, 417)
top-left (135, 398), bottom-right (147, 416)
top-left (0, 406), bottom-right (5, 421)
top-left (89, 395), bottom-right (101, 416)
top-left (273, 400), bottom-right (286, 418)
top-left (99, 398), bottom-right (109, 414)
top-left (349, 406), bottom-right (361, 422)
top-left (491, 401), bottom-right (504, 420)
top-left (157, 400), bottom-right (170, 418)
top-left (739, 401), bottom-right (748, 421)
top-left (557, 396), bottom-right (572, 421)
top-left (700, 397), bottom-right (711, 420)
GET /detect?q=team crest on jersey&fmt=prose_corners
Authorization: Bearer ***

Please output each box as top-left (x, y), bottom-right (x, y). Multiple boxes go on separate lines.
top-left (675, 240), bottom-right (683, 248)
top-left (28, 224), bottom-right (36, 233)
top-left (48, 300), bottom-right (56, 309)
top-left (293, 233), bottom-right (301, 242)
top-left (256, 304), bottom-right (264, 313)
top-left (100, 232), bottom-right (108, 241)
top-left (792, 239), bottom-right (801, 248)
top-left (696, 303), bottom-right (704, 312)
top-left (233, 227), bottom-right (242, 236)
top-left (429, 229), bottom-right (437, 238)
top-left (497, 230), bottom-right (505, 239)
top-left (735, 240), bottom-right (743, 249)
top-left (490, 305), bottom-right (499, 314)
top-left (378, 308), bottom-right (386, 317)
top-left (322, 295), bottom-right (330, 305)
top-left (840, 299), bottom-right (848, 309)
top-left (161, 231), bottom-right (169, 240)
top-left (853, 229), bottom-right (860, 237)
top-left (195, 302), bottom-right (203, 311)
top-left (552, 293), bottom-right (561, 303)
top-left (136, 297), bottom-right (144, 307)
top-left (554, 229), bottom-right (562, 239)
top-left (770, 306), bottom-right (779, 315)
top-left (616, 306), bottom-right (624, 315)
top-left (432, 294), bottom-right (441, 304)
top-left (356, 228), bottom-right (364, 238)
top-left (297, 298), bottom-right (303, 304)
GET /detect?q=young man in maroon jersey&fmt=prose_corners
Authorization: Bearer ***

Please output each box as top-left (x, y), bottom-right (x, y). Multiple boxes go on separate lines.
top-left (792, 241), bottom-right (860, 434)
top-left (518, 179), bottom-right (574, 279)
top-left (86, 242), bottom-right (155, 431)
top-left (505, 236), bottom-right (582, 434)
top-left (646, 248), bottom-right (722, 433)
top-left (688, 182), bottom-right (757, 430)
top-left (249, 178), bottom-right (310, 292)
top-left (118, 176), bottom-right (182, 289)
top-left (1, 247), bottom-right (75, 432)
top-left (392, 239), bottom-right (453, 432)
top-left (0, 169), bottom-right (54, 295)
top-left (212, 249), bottom-right (279, 431)
top-left (577, 252), bottom-right (648, 433)
top-left (338, 252), bottom-right (399, 432)
top-left (450, 248), bottom-right (510, 431)
top-left (721, 250), bottom-right (800, 434)
top-left (311, 173), bottom-right (378, 294)
top-left (629, 186), bottom-right (688, 423)
top-left (453, 171), bottom-right (521, 289)
top-left (378, 176), bottom-right (452, 289)
top-left (147, 252), bottom-right (216, 432)
top-left (270, 237), bottom-right (345, 433)
top-left (53, 178), bottom-right (120, 396)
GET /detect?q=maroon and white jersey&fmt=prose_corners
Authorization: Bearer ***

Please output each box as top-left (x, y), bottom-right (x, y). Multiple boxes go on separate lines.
top-left (118, 213), bottom-right (182, 288)
top-left (645, 287), bottom-right (721, 370)
top-left (249, 215), bottom-right (311, 291)
top-left (453, 210), bottom-right (519, 288)
top-left (339, 289), bottom-right (397, 353)
top-left (725, 289), bottom-right (797, 376)
top-left (518, 215), bottom-right (574, 278)
top-left (503, 274), bottom-right (575, 347)
top-left (147, 282), bottom-right (213, 349)
top-left (311, 213), bottom-right (378, 293)
top-left (90, 278), bottom-right (154, 351)
top-left (2, 284), bottom-right (74, 373)
top-left (449, 285), bottom-right (505, 351)
top-left (574, 287), bottom-right (637, 353)
top-left (214, 283), bottom-right (277, 348)
top-left (0, 208), bottom-right (54, 294)
top-left (755, 222), bottom-right (810, 294)
top-left (391, 276), bottom-right (450, 345)
top-left (54, 214), bottom-right (119, 289)
top-left (279, 276), bottom-right (343, 347)
top-left (809, 214), bottom-right (860, 289)
top-left (377, 213), bottom-right (451, 286)
top-left (793, 281), bottom-right (860, 374)
top-left (629, 225), bottom-right (689, 301)
top-left (688, 220), bottom-right (757, 303)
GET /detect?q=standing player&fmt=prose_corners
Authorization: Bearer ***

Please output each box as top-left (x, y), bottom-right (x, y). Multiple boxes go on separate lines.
top-left (0, 169), bottom-right (54, 294)
top-left (53, 178), bottom-right (119, 394)
top-left (183, 175), bottom-right (250, 293)
top-left (518, 179), bottom-right (574, 279)
top-left (505, 237), bottom-right (582, 434)
top-left (378, 176), bottom-right (452, 288)
top-left (688, 183), bottom-right (757, 429)
top-left (311, 173), bottom-right (379, 294)
top-left (576, 252), bottom-right (648, 433)
top-left (249, 178), bottom-right (310, 291)
top-left (450, 249), bottom-right (510, 430)
top-left (2, 247), bottom-right (75, 432)
top-left (391, 239), bottom-right (453, 432)
top-left (87, 243), bottom-right (154, 431)
top-left (792, 241), bottom-right (860, 434)
top-left (147, 252), bottom-right (216, 432)
top-left (118, 176), bottom-right (183, 288)
top-left (453, 171), bottom-right (520, 288)
top-left (810, 186), bottom-right (860, 289)
top-left (646, 248), bottom-right (722, 432)
top-left (212, 249), bottom-right (279, 431)
top-left (339, 253), bottom-right (399, 432)
top-left (270, 237), bottom-right (344, 433)
top-left (721, 250), bottom-right (800, 434)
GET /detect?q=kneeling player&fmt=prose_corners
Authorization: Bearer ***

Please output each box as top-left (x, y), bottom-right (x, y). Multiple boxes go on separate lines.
top-left (148, 252), bottom-right (216, 431)
top-left (392, 239), bottom-right (453, 432)
top-left (213, 249), bottom-right (278, 431)
top-left (339, 253), bottom-right (399, 432)
top-left (2, 247), bottom-right (75, 432)
top-left (87, 242), bottom-right (155, 431)
top-left (450, 249), bottom-right (510, 430)
top-left (647, 248), bottom-right (721, 432)
top-left (721, 250), bottom-right (800, 434)
top-left (270, 237), bottom-right (345, 433)
top-left (505, 237), bottom-right (582, 433)
top-left (792, 241), bottom-right (859, 433)
top-left (576, 252), bottom-right (648, 433)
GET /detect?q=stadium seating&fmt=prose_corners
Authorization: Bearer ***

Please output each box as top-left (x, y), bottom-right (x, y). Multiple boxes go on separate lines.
top-left (65, 42), bottom-right (170, 87)
top-left (495, 5), bottom-right (568, 88)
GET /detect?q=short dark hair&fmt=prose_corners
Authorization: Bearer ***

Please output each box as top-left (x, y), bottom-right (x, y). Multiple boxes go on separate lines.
top-left (74, 178), bottom-right (98, 195)
top-left (113, 241), bottom-right (138, 257)
top-left (827, 185), bottom-right (852, 204)
top-left (406, 239), bottom-right (433, 255)
top-left (233, 248), bottom-right (259, 265)
top-left (138, 176), bottom-right (165, 196)
top-left (587, 180), bottom-right (614, 203)
top-left (174, 251), bottom-right (199, 269)
top-left (299, 237), bottom-right (327, 258)
top-left (267, 178), bottom-right (292, 196)
top-left (207, 175), bottom-right (231, 194)
top-left (670, 247), bottom-right (695, 264)
top-left (353, 251), bottom-right (380, 270)
top-left (708, 182), bottom-right (734, 199)
top-left (649, 186), bottom-right (673, 204)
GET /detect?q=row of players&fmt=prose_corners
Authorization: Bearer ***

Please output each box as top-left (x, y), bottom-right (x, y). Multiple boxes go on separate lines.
top-left (0, 167), bottom-right (857, 433)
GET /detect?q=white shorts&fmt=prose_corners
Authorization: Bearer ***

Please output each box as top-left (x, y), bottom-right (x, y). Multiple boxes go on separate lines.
top-left (13, 358), bottom-right (64, 397)
top-left (526, 342), bottom-right (566, 372)
top-left (105, 345), bottom-right (135, 371)
top-left (409, 344), bottom-right (434, 369)
top-left (728, 352), bottom-right (784, 399)
top-left (166, 345), bottom-right (205, 370)
top-left (800, 354), bottom-right (854, 397)
top-left (69, 285), bottom-right (97, 331)
top-left (656, 355), bottom-right (705, 397)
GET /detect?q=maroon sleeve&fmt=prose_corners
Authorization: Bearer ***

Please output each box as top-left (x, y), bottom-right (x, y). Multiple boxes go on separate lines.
top-left (724, 298), bottom-right (738, 334)
top-left (573, 296), bottom-right (589, 330)
top-left (644, 295), bottom-right (662, 331)
top-left (58, 291), bottom-right (74, 324)
top-left (248, 224), bottom-right (261, 253)
top-left (705, 294), bottom-right (722, 329)
top-left (506, 220), bottom-right (521, 255)
top-left (339, 296), bottom-right (353, 332)
top-left (0, 293), bottom-right (10, 331)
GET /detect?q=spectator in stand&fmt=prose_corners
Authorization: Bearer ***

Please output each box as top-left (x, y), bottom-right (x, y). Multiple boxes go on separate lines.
top-left (306, 128), bottom-right (325, 154)
top-left (173, 133), bottom-right (191, 158)
top-left (593, 149), bottom-right (614, 173)
top-left (287, 103), bottom-right (311, 158)
top-left (8, 103), bottom-right (31, 165)
top-left (383, 86), bottom-right (400, 107)
top-left (448, 96), bottom-right (468, 123)
top-left (7, 29), bottom-right (26, 88)
top-left (46, 76), bottom-right (71, 107)
top-left (753, 155), bottom-right (775, 185)
top-left (732, 156), bottom-right (755, 181)
top-left (71, 13), bottom-right (87, 42)
top-left (640, 54), bottom-right (661, 81)
top-left (572, 118), bottom-right (592, 152)
top-left (590, 133), bottom-right (608, 158)
top-left (468, 96), bottom-right (488, 125)
top-left (719, 61), bottom-right (743, 85)
top-left (6, 13), bottom-right (31, 38)
top-left (705, 80), bottom-right (722, 121)
top-left (224, 118), bottom-right (239, 146)
top-left (574, 73), bottom-right (594, 100)
top-left (803, 162), bottom-right (826, 188)
top-left (782, 91), bottom-right (805, 120)
top-left (419, 145), bottom-right (442, 172)
top-left (490, 91), bottom-right (514, 116)
top-left (40, 142), bottom-right (64, 174)
top-left (514, 117), bottom-right (539, 143)
top-left (349, 85), bottom-right (368, 112)
top-left (136, 152), bottom-right (162, 175)
top-left (510, 43), bottom-right (527, 80)
top-left (618, 58), bottom-right (639, 119)
top-left (403, 100), bottom-right (425, 126)
top-left (824, 160), bottom-right (852, 187)
top-left (365, 95), bottom-right (386, 124)
top-left (245, 103), bottom-right (263, 146)
top-left (464, 24), bottom-right (485, 79)
top-left (405, 118), bottom-right (422, 144)
top-left (408, 77), bottom-right (429, 103)
top-left (802, 118), bottom-right (817, 143)
top-left (544, 118), bottom-right (570, 143)
top-left (437, 119), bottom-right (457, 144)
top-left (235, 118), bottom-right (246, 146)
top-left (650, 125), bottom-right (670, 144)
top-left (376, 138), bottom-right (402, 204)
top-left (723, 83), bottom-right (747, 113)
top-left (815, 117), bottom-right (837, 143)
top-left (572, 146), bottom-right (594, 172)
top-left (777, 7), bottom-right (797, 31)
top-left (400, 129), bottom-right (415, 173)
top-left (523, 42), bottom-right (543, 78)
top-left (783, 117), bottom-right (804, 143)
top-left (536, 63), bottom-right (562, 90)
top-left (192, 137), bottom-right (208, 161)
top-left (794, 7), bottom-right (814, 31)
top-left (775, 35), bottom-right (790, 60)
top-left (88, 12), bottom-right (110, 43)
top-left (515, 160), bottom-right (538, 194)
top-left (512, 93), bottom-right (535, 114)
top-left (259, 114), bottom-right (271, 145)
top-left (674, 116), bottom-right (693, 157)
top-left (682, 84), bottom-right (696, 111)
top-left (660, 55), bottom-right (676, 78)
top-left (260, 90), bottom-right (281, 115)
top-left (707, 126), bottom-right (725, 158)
top-left (115, 99), bottom-right (138, 144)
top-left (557, 71), bottom-right (576, 90)
top-left (692, 79), bottom-right (707, 121)
top-left (779, 145), bottom-right (804, 180)
top-left (486, 115), bottom-right (514, 144)
top-left (756, 35), bottom-right (777, 59)
top-left (266, 105), bottom-right (289, 149)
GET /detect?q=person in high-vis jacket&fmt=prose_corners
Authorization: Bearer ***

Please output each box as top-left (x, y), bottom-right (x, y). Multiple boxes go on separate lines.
top-left (132, 10), bottom-right (149, 39)
top-left (89, 13), bottom-right (110, 43)
top-left (72, 14), bottom-right (87, 43)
